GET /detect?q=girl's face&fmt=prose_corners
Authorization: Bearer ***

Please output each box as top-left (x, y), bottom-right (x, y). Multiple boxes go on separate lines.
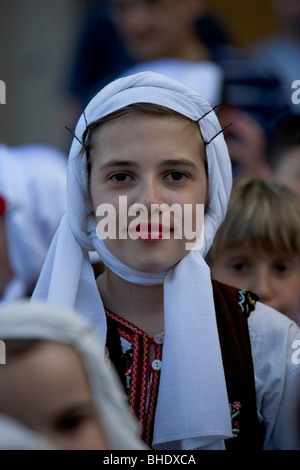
top-left (89, 111), bottom-right (208, 273)
top-left (0, 341), bottom-right (109, 450)
top-left (210, 240), bottom-right (300, 322)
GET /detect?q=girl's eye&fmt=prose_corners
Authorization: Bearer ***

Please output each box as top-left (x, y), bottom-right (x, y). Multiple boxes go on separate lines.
top-left (231, 261), bottom-right (248, 272)
top-left (109, 172), bottom-right (133, 182)
top-left (274, 264), bottom-right (289, 274)
top-left (272, 257), bottom-right (299, 275)
top-left (165, 171), bottom-right (187, 182)
top-left (55, 413), bottom-right (85, 432)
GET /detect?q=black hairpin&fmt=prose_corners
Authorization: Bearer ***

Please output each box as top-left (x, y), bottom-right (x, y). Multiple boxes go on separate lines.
top-left (204, 123), bottom-right (232, 146)
top-left (198, 104), bottom-right (221, 122)
top-left (65, 102), bottom-right (88, 147)
top-left (81, 102), bottom-right (88, 128)
top-left (65, 126), bottom-right (85, 147)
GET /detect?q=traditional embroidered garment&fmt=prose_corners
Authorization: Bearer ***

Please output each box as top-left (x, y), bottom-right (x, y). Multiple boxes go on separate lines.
top-left (106, 309), bottom-right (163, 446)
top-left (105, 280), bottom-right (265, 449)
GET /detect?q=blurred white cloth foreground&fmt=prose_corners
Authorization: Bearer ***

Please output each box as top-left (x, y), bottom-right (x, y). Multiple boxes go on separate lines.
top-left (0, 300), bottom-right (147, 450)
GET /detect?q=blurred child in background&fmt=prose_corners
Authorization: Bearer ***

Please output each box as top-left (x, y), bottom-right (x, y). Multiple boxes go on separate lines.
top-left (206, 177), bottom-right (300, 325)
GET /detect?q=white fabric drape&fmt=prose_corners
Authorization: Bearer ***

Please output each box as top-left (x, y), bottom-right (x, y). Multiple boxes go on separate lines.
top-left (0, 144), bottom-right (67, 302)
top-left (0, 414), bottom-right (55, 450)
top-left (32, 71), bottom-right (233, 449)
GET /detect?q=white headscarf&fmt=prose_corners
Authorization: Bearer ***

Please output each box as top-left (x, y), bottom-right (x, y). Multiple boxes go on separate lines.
top-left (0, 414), bottom-right (55, 450)
top-left (32, 71), bottom-right (233, 449)
top-left (0, 300), bottom-right (147, 450)
top-left (0, 144), bottom-right (67, 302)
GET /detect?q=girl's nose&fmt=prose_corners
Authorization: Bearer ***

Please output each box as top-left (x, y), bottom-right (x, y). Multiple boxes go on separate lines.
top-left (251, 267), bottom-right (273, 303)
top-left (136, 177), bottom-right (163, 209)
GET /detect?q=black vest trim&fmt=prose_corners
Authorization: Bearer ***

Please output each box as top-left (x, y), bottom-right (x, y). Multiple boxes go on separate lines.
top-left (212, 280), bottom-right (265, 450)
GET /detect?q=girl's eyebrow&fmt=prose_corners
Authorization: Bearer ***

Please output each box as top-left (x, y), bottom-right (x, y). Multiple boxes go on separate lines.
top-left (99, 158), bottom-right (198, 171)
top-left (99, 160), bottom-right (138, 171)
top-left (159, 159), bottom-right (198, 170)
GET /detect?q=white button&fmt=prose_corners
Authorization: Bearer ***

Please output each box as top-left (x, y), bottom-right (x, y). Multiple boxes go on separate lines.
top-left (151, 359), bottom-right (162, 371)
top-left (154, 333), bottom-right (164, 344)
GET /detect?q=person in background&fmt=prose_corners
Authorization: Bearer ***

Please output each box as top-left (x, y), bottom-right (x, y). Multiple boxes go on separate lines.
top-left (68, 0), bottom-right (132, 114)
top-left (67, 0), bottom-right (287, 179)
top-left (0, 143), bottom-right (67, 302)
top-left (218, 105), bottom-right (270, 178)
top-left (0, 300), bottom-right (147, 450)
top-left (265, 114), bottom-right (300, 197)
top-left (252, 0), bottom-right (300, 116)
top-left (67, 0), bottom-right (228, 126)
top-left (206, 177), bottom-right (300, 326)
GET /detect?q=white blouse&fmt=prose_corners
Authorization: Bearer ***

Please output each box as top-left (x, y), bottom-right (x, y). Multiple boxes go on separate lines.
top-left (248, 301), bottom-right (300, 450)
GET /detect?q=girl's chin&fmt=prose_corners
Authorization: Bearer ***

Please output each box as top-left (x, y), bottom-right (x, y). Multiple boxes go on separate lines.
top-left (124, 255), bottom-right (185, 274)
top-left (103, 241), bottom-right (187, 273)
top-left (126, 262), bottom-right (169, 273)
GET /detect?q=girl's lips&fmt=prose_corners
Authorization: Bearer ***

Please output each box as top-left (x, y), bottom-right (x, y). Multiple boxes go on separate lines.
top-left (128, 222), bottom-right (172, 240)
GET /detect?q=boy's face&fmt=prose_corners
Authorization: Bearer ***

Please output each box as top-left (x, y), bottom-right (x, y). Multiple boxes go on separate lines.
top-left (210, 241), bottom-right (300, 322)
top-left (0, 341), bottom-right (108, 450)
top-left (89, 111), bottom-right (208, 273)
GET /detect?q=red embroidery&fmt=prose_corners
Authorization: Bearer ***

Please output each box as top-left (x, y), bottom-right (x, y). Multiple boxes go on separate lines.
top-left (105, 309), bottom-right (162, 446)
top-left (0, 195), bottom-right (6, 216)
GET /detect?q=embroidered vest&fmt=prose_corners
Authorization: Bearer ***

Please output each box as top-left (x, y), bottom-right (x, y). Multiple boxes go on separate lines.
top-left (212, 280), bottom-right (265, 450)
top-left (105, 277), bottom-right (265, 449)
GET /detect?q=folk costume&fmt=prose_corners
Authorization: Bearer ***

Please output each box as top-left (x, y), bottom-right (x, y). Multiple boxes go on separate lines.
top-left (32, 72), bottom-right (300, 450)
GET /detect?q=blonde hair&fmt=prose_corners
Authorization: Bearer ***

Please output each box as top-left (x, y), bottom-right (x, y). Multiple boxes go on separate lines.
top-left (206, 177), bottom-right (300, 265)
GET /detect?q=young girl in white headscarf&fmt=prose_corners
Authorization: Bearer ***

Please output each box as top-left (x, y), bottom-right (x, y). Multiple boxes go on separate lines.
top-left (32, 71), bottom-right (300, 450)
top-left (0, 300), bottom-right (147, 450)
